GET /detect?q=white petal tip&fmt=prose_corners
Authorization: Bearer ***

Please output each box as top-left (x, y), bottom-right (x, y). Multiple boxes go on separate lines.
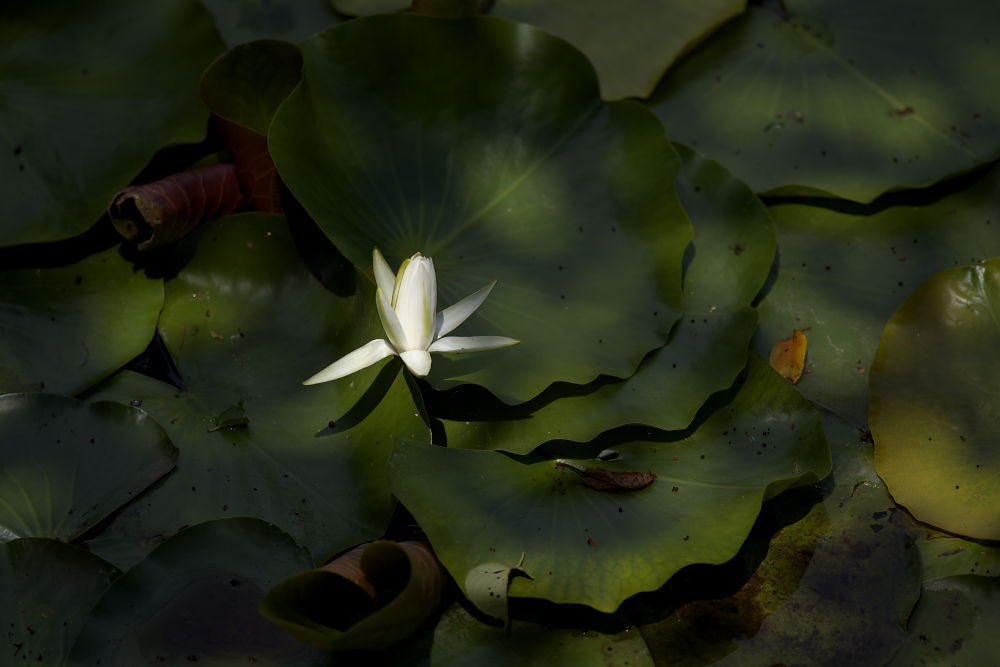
top-left (400, 349), bottom-right (433, 377)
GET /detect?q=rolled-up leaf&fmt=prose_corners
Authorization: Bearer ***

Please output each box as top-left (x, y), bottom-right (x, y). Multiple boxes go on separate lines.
top-left (108, 163), bottom-right (245, 250)
top-left (215, 117), bottom-right (284, 214)
top-left (260, 540), bottom-right (445, 651)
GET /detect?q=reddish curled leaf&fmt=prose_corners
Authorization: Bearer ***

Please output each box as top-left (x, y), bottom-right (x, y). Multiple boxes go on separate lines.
top-left (108, 163), bottom-right (246, 250)
top-left (555, 459), bottom-right (656, 492)
top-left (215, 117), bottom-right (285, 214)
top-left (769, 328), bottom-right (809, 384)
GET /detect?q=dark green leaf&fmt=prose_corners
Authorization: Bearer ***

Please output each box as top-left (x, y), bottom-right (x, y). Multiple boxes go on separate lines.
top-left (0, 394), bottom-right (177, 542)
top-left (647, 0), bottom-right (1000, 202)
top-left (68, 518), bottom-right (327, 666)
top-left (1, 539), bottom-right (119, 665)
top-left (0, 0), bottom-right (224, 246)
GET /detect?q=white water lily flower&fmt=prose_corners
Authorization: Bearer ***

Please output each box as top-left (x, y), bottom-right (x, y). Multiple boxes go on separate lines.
top-left (304, 248), bottom-right (519, 383)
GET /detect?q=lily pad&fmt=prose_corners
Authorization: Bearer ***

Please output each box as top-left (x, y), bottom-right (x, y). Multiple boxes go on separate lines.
top-left (84, 214), bottom-right (429, 568)
top-left (646, 0), bottom-right (1000, 202)
top-left (260, 540), bottom-right (445, 651)
top-left (491, 0), bottom-right (746, 100)
top-left (440, 146), bottom-right (773, 450)
top-left (68, 518), bottom-right (328, 666)
top-left (0, 0), bottom-right (224, 247)
top-left (753, 163), bottom-right (1000, 426)
top-left (1, 539), bottom-right (120, 665)
top-left (269, 14), bottom-right (691, 402)
top-left (0, 394), bottom-right (177, 542)
top-left (870, 259), bottom-right (1000, 540)
top-left (0, 246), bottom-right (164, 395)
top-left (389, 354), bottom-right (831, 612)
top-left (888, 576), bottom-right (1000, 667)
top-left (432, 603), bottom-right (654, 667)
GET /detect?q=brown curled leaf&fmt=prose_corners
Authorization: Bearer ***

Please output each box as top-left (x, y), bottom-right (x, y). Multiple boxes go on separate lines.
top-left (555, 459), bottom-right (655, 492)
top-left (215, 116), bottom-right (284, 215)
top-left (108, 163), bottom-right (246, 250)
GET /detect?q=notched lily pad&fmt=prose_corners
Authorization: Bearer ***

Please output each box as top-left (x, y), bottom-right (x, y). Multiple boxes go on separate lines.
top-left (269, 13), bottom-right (691, 402)
top-left (261, 540), bottom-right (445, 651)
top-left (389, 355), bottom-right (831, 612)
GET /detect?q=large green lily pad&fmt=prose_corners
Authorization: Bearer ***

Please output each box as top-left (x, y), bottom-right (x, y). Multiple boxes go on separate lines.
top-left (440, 146), bottom-right (773, 451)
top-left (0, 246), bottom-right (164, 395)
top-left (269, 14), bottom-right (691, 403)
top-left (646, 0), bottom-right (1000, 202)
top-left (0, 0), bottom-right (224, 247)
top-left (85, 214), bottom-right (428, 568)
top-left (69, 518), bottom-right (328, 666)
top-left (753, 163), bottom-right (1000, 427)
top-left (870, 259), bottom-right (1000, 540)
top-left (389, 354), bottom-right (830, 612)
top-left (0, 394), bottom-right (177, 542)
top-left (1, 539), bottom-right (119, 665)
top-left (491, 0), bottom-right (746, 100)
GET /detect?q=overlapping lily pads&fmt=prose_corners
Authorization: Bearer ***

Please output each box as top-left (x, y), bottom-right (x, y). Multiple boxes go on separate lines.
top-left (0, 394), bottom-right (176, 542)
top-left (870, 259), bottom-right (1000, 540)
top-left (0, 246), bottom-right (164, 395)
top-left (753, 163), bottom-right (1000, 426)
top-left (268, 14), bottom-right (691, 402)
top-left (491, 0), bottom-right (746, 100)
top-left (647, 0), bottom-right (1000, 202)
top-left (439, 146), bottom-right (774, 451)
top-left (389, 355), bottom-right (831, 612)
top-left (69, 518), bottom-right (327, 666)
top-left (85, 214), bottom-right (428, 568)
top-left (0, 0), bottom-right (224, 247)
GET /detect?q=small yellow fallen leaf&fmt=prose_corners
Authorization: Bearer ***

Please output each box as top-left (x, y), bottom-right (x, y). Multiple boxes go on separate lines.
top-left (769, 328), bottom-right (809, 383)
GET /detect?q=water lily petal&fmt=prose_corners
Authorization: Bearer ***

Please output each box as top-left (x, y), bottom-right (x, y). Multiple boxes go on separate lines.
top-left (428, 336), bottom-right (520, 353)
top-left (400, 349), bottom-right (433, 377)
top-left (435, 281), bottom-right (496, 338)
top-left (377, 287), bottom-right (409, 351)
top-left (394, 254), bottom-right (437, 350)
top-left (302, 338), bottom-right (396, 384)
top-left (372, 247), bottom-right (396, 299)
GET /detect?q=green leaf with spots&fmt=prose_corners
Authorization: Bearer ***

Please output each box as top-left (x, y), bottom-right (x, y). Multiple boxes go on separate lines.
top-left (1, 539), bottom-right (120, 665)
top-left (432, 603), bottom-right (654, 667)
top-left (646, 0), bottom-right (1000, 202)
top-left (389, 354), bottom-right (830, 612)
top-left (0, 246), bottom-right (164, 395)
top-left (0, 0), bottom-right (224, 247)
top-left (440, 146), bottom-right (773, 451)
top-left (84, 214), bottom-right (429, 569)
top-left (68, 518), bottom-right (328, 666)
top-left (870, 259), bottom-right (1000, 540)
top-left (0, 394), bottom-right (177, 542)
top-left (268, 14), bottom-right (691, 403)
top-left (491, 0), bottom-right (746, 100)
top-left (753, 163), bottom-right (1000, 427)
